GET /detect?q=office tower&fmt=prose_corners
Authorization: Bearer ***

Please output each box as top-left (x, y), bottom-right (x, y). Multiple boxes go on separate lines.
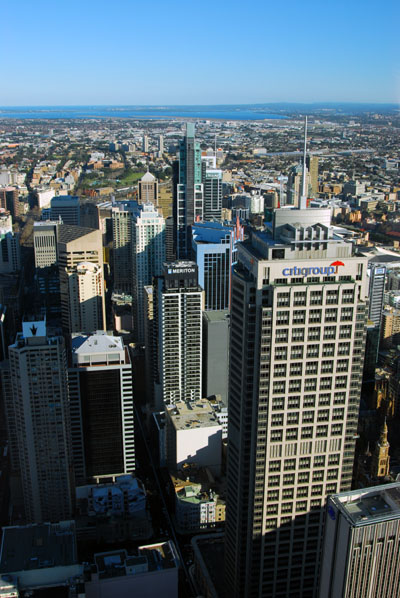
top-left (5, 318), bottom-right (73, 523)
top-left (156, 262), bottom-right (203, 406)
top-left (57, 225), bottom-right (105, 335)
top-left (51, 195), bottom-right (80, 225)
top-left (175, 123), bottom-right (204, 259)
top-left (225, 205), bottom-right (368, 598)
top-left (33, 221), bottom-right (60, 268)
top-left (144, 285), bottom-right (156, 403)
top-left (192, 221), bottom-right (242, 311)
top-left (132, 203), bottom-right (165, 344)
top-left (202, 162), bottom-right (222, 221)
top-left (159, 134), bottom-right (164, 154)
top-left (0, 187), bottom-right (19, 218)
top-left (138, 171), bottom-right (158, 205)
top-left (33, 221), bottom-right (61, 316)
top-left (320, 483), bottom-right (400, 598)
top-left (142, 135), bottom-right (149, 153)
top-left (306, 156), bottom-right (319, 197)
top-left (112, 200), bottom-right (136, 294)
top-left (68, 331), bottom-right (134, 485)
top-left (202, 310), bottom-right (229, 404)
top-left (368, 264), bottom-right (386, 326)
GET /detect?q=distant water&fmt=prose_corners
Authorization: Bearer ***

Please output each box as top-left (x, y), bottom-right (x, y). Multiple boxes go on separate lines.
top-left (0, 105), bottom-right (288, 121)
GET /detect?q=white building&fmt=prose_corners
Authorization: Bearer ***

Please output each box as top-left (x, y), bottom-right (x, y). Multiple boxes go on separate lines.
top-left (68, 331), bottom-right (134, 484)
top-left (36, 188), bottom-right (55, 209)
top-left (320, 483), bottom-right (400, 598)
top-left (132, 202), bottom-right (165, 344)
top-left (165, 399), bottom-right (222, 476)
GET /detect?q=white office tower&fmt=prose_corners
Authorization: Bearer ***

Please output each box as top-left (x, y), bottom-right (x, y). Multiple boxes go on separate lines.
top-left (6, 318), bottom-right (73, 523)
top-left (142, 135), bottom-right (149, 152)
top-left (58, 226), bottom-right (105, 334)
top-left (159, 134), bottom-right (164, 154)
top-left (66, 262), bottom-right (105, 333)
top-left (68, 331), bottom-right (134, 485)
top-left (132, 203), bottom-right (165, 343)
top-left (33, 221), bottom-right (60, 268)
top-left (157, 262), bottom-right (203, 406)
top-left (225, 205), bottom-right (369, 598)
top-left (320, 483), bottom-right (400, 598)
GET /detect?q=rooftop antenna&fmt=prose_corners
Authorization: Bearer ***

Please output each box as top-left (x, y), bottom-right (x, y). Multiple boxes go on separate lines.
top-left (299, 116), bottom-right (308, 209)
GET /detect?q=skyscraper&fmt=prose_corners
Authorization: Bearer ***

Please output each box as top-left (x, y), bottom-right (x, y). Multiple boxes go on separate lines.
top-left (138, 171), bottom-right (158, 205)
top-left (68, 331), bottom-right (134, 485)
top-left (201, 156), bottom-right (222, 221)
top-left (5, 318), bottom-right (73, 523)
top-left (225, 205), bottom-right (368, 598)
top-left (132, 202), bottom-right (165, 344)
top-left (306, 155), bottom-right (319, 198)
top-left (0, 187), bottom-right (19, 219)
top-left (57, 225), bottom-right (105, 335)
top-left (156, 261), bottom-right (203, 406)
top-left (112, 200), bottom-right (136, 295)
top-left (192, 221), bottom-right (242, 311)
top-left (50, 196), bottom-right (80, 226)
top-left (320, 483), bottom-right (400, 598)
top-left (66, 262), bottom-right (105, 333)
top-left (175, 123), bottom-right (204, 259)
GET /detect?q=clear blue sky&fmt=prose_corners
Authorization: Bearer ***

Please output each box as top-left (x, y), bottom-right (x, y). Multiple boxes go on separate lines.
top-left (1, 0), bottom-right (399, 106)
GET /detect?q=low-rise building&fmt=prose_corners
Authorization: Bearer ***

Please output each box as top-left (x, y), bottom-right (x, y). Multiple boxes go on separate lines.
top-left (84, 542), bottom-right (179, 598)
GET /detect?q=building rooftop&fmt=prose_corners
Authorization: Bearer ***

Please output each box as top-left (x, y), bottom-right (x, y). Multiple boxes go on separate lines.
top-left (92, 542), bottom-right (178, 580)
top-left (167, 399), bottom-right (221, 431)
top-left (203, 309), bottom-right (229, 323)
top-left (331, 482), bottom-right (400, 526)
top-left (0, 521), bottom-right (77, 574)
top-left (57, 224), bottom-right (96, 244)
top-left (71, 330), bottom-right (124, 356)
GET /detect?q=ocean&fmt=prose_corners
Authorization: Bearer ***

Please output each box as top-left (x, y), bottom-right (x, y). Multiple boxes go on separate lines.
top-left (0, 105), bottom-right (287, 121)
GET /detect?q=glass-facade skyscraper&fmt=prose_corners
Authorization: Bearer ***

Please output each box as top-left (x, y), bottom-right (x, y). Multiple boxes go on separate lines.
top-left (175, 123), bottom-right (203, 259)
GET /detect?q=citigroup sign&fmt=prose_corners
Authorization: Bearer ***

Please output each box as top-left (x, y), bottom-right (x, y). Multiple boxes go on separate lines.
top-left (282, 261), bottom-right (345, 277)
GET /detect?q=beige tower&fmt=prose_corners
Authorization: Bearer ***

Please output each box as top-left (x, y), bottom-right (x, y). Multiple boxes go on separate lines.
top-left (138, 171), bottom-right (158, 205)
top-left (57, 225), bottom-right (105, 334)
top-left (371, 420), bottom-right (390, 479)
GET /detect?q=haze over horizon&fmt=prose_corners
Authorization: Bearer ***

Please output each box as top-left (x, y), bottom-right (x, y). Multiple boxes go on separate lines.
top-left (2, 0), bottom-right (399, 106)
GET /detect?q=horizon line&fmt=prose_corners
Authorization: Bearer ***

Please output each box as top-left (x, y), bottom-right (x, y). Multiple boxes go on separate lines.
top-left (0, 101), bottom-right (399, 109)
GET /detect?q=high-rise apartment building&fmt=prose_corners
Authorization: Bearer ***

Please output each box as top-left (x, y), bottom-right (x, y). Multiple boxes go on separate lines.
top-left (368, 263), bottom-right (386, 327)
top-left (320, 483), bottom-right (400, 598)
top-left (57, 226), bottom-right (105, 335)
top-left (175, 123), bottom-right (204, 259)
top-left (156, 262), bottom-right (203, 406)
top-left (225, 206), bottom-right (368, 598)
top-left (132, 203), bottom-right (165, 343)
top-left (66, 262), bottom-right (105, 334)
top-left (5, 318), bottom-right (73, 523)
top-left (50, 196), bottom-right (80, 225)
top-left (142, 135), bottom-right (149, 153)
top-left (158, 134), bottom-right (164, 154)
top-left (68, 331), bottom-right (134, 485)
top-left (138, 172), bottom-right (158, 205)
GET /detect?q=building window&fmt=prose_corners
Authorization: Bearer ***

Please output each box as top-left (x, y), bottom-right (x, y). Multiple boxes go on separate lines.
top-left (292, 328), bottom-right (305, 342)
top-left (291, 346), bottom-right (303, 359)
top-left (325, 308), bottom-right (338, 322)
top-left (309, 309), bottom-right (322, 323)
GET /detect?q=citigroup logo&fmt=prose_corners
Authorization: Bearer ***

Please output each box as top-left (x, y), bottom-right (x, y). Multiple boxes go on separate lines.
top-left (282, 261), bottom-right (345, 277)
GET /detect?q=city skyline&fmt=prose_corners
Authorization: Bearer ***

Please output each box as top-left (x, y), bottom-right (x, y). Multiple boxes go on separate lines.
top-left (2, 0), bottom-right (399, 106)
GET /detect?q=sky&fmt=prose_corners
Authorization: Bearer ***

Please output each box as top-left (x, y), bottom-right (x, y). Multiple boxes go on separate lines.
top-left (1, 0), bottom-right (399, 106)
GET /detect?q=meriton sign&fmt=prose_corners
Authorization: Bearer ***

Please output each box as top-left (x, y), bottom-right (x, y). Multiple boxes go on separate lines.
top-left (282, 261), bottom-right (345, 277)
